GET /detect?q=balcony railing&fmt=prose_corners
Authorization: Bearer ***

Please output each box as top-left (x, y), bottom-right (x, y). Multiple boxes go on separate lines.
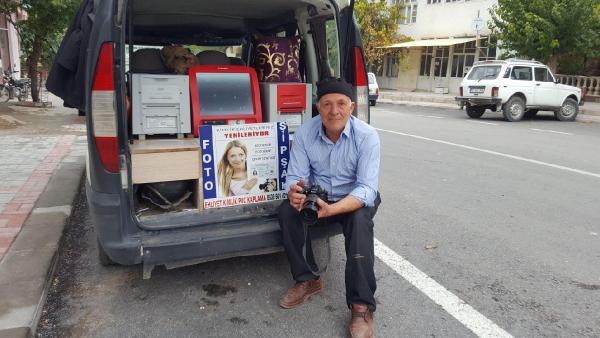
top-left (555, 74), bottom-right (600, 100)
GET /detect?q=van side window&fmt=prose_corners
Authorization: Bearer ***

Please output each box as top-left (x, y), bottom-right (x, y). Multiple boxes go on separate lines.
top-left (503, 67), bottom-right (511, 78)
top-left (325, 19), bottom-right (340, 77)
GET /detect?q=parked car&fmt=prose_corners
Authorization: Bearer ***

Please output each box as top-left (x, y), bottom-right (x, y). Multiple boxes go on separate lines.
top-left (455, 59), bottom-right (583, 122)
top-left (368, 72), bottom-right (379, 106)
top-left (48, 0), bottom-right (371, 278)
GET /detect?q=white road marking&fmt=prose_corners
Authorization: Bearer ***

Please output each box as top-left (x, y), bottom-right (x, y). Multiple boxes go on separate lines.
top-left (375, 128), bottom-right (600, 179)
top-left (529, 128), bottom-right (573, 136)
top-left (416, 114), bottom-right (445, 119)
top-left (375, 239), bottom-right (513, 338)
top-left (467, 120), bottom-right (499, 126)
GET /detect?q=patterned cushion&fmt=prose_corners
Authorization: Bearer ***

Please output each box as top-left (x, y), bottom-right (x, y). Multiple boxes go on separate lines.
top-left (253, 36), bottom-right (301, 82)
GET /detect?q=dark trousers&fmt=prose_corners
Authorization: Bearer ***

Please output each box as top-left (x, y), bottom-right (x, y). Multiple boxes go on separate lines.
top-left (278, 194), bottom-right (381, 311)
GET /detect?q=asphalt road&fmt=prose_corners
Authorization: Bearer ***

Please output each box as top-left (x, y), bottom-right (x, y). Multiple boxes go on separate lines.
top-left (37, 104), bottom-right (600, 337)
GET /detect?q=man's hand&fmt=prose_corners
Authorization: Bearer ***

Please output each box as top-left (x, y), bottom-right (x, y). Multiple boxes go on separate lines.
top-left (288, 179), bottom-right (307, 211)
top-left (316, 198), bottom-right (334, 218)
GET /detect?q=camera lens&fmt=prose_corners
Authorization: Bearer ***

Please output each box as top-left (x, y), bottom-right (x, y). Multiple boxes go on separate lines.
top-left (300, 194), bottom-right (320, 224)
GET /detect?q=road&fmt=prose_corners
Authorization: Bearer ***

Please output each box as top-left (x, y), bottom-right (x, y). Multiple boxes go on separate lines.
top-left (37, 104), bottom-right (600, 337)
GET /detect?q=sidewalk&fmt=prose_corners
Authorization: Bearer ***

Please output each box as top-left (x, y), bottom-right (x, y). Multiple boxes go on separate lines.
top-left (0, 93), bottom-right (86, 337)
top-left (379, 89), bottom-right (600, 122)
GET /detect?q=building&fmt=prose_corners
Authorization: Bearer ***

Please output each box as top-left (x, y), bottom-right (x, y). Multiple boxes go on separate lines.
top-left (379, 0), bottom-right (498, 94)
top-left (0, 9), bottom-right (27, 78)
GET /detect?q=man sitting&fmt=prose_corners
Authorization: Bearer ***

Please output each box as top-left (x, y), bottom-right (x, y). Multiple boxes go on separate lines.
top-left (278, 77), bottom-right (381, 338)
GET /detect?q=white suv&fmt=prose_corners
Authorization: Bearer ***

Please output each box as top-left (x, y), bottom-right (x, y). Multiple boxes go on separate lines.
top-left (455, 59), bottom-right (583, 122)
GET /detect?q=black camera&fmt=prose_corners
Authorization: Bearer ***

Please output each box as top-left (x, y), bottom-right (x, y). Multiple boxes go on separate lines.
top-left (299, 185), bottom-right (328, 225)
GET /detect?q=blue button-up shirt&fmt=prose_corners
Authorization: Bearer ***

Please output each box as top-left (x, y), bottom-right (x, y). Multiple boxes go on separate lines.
top-left (284, 115), bottom-right (380, 207)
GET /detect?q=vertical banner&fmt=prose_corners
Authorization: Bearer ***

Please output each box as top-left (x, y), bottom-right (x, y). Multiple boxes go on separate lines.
top-left (199, 122), bottom-right (290, 209)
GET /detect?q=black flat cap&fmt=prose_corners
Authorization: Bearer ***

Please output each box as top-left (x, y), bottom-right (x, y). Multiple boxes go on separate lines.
top-left (317, 77), bottom-right (353, 101)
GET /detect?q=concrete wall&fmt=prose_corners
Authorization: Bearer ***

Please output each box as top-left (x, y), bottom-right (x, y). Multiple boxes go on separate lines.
top-left (396, 48), bottom-right (420, 91)
top-left (400, 0), bottom-right (497, 39)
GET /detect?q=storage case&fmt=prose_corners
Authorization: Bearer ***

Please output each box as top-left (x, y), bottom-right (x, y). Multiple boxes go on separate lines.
top-left (259, 83), bottom-right (312, 133)
top-left (132, 74), bottom-right (191, 139)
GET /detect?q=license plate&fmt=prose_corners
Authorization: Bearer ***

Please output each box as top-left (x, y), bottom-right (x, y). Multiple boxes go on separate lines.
top-left (470, 87), bottom-right (484, 94)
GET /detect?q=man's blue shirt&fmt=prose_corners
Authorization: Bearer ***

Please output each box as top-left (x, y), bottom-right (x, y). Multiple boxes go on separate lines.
top-left (284, 115), bottom-right (380, 207)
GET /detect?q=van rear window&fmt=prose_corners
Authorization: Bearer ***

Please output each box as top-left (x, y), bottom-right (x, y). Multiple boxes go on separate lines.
top-left (195, 73), bottom-right (254, 116)
top-left (467, 66), bottom-right (502, 80)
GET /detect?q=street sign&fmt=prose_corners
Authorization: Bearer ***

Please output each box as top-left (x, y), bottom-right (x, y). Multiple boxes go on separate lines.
top-left (472, 18), bottom-right (485, 33)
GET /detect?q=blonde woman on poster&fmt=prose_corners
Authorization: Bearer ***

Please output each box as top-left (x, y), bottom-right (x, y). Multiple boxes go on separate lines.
top-left (217, 140), bottom-right (258, 196)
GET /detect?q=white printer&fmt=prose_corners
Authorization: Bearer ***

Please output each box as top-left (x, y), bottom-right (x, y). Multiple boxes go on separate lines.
top-left (130, 49), bottom-right (191, 139)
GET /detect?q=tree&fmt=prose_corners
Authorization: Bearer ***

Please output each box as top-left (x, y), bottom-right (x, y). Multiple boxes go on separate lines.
top-left (354, 0), bottom-right (404, 75)
top-left (489, 0), bottom-right (600, 73)
top-left (0, 0), bottom-right (80, 102)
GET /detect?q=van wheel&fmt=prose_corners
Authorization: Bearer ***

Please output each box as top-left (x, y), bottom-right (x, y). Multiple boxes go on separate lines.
top-left (524, 109), bottom-right (538, 119)
top-left (369, 100), bottom-right (376, 106)
top-left (503, 96), bottom-right (525, 122)
top-left (555, 98), bottom-right (578, 121)
top-left (466, 106), bottom-right (485, 118)
top-left (97, 238), bottom-right (116, 266)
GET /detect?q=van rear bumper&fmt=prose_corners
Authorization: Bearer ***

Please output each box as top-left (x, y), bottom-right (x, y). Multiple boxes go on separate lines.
top-left (87, 182), bottom-right (334, 272)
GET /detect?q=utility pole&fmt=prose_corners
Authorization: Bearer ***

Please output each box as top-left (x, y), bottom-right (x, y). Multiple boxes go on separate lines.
top-left (472, 10), bottom-right (484, 62)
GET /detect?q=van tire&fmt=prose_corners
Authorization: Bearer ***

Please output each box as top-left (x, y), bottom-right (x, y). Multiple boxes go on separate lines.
top-left (97, 238), bottom-right (116, 266)
top-left (369, 100), bottom-right (376, 106)
top-left (466, 106), bottom-right (485, 118)
top-left (503, 96), bottom-right (525, 122)
top-left (555, 98), bottom-right (578, 121)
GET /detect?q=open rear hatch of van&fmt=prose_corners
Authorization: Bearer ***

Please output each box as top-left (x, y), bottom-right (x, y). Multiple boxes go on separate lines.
top-left (121, 0), bottom-right (351, 230)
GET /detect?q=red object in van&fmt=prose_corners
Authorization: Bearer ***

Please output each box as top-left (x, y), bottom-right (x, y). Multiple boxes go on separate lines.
top-left (276, 84), bottom-right (307, 113)
top-left (189, 65), bottom-right (263, 137)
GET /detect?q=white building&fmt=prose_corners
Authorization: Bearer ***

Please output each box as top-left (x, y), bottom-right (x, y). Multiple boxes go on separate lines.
top-left (0, 10), bottom-right (26, 79)
top-left (379, 0), bottom-right (498, 94)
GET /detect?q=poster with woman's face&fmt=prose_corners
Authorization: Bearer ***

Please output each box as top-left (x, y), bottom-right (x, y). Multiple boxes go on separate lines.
top-left (200, 122), bottom-right (289, 209)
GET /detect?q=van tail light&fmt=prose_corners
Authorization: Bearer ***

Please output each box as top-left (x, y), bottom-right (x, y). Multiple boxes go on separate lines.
top-left (91, 42), bottom-right (119, 173)
top-left (352, 47), bottom-right (369, 122)
top-left (491, 87), bottom-right (499, 97)
top-left (459, 87), bottom-right (463, 96)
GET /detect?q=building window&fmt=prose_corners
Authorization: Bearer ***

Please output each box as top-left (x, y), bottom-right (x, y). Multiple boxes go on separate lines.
top-left (427, 0), bottom-right (442, 4)
top-left (478, 37), bottom-right (498, 61)
top-left (399, 0), bottom-right (417, 24)
top-left (434, 46), bottom-right (449, 77)
top-left (419, 46), bottom-right (433, 76)
top-left (451, 41), bottom-right (476, 77)
top-left (385, 55), bottom-right (399, 77)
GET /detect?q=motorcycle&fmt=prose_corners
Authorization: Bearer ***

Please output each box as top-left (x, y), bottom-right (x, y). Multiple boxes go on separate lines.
top-left (0, 70), bottom-right (31, 102)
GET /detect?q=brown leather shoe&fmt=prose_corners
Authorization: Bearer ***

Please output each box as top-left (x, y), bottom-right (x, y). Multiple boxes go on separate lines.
top-left (279, 279), bottom-right (323, 309)
top-left (349, 304), bottom-right (374, 338)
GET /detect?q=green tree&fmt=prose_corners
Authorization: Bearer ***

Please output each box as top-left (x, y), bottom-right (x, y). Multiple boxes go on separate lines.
top-left (489, 0), bottom-right (600, 73)
top-left (354, 0), bottom-right (404, 75)
top-left (1, 0), bottom-right (80, 102)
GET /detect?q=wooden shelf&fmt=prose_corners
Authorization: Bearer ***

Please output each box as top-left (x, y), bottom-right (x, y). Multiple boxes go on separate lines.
top-left (130, 138), bottom-right (199, 154)
top-left (130, 138), bottom-right (201, 184)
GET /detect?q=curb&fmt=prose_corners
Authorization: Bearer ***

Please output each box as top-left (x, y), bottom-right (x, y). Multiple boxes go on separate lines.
top-left (0, 154), bottom-right (85, 337)
top-left (378, 98), bottom-right (600, 123)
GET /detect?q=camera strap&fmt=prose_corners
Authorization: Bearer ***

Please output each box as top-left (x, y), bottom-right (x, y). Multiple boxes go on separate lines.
top-left (301, 219), bottom-right (331, 276)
